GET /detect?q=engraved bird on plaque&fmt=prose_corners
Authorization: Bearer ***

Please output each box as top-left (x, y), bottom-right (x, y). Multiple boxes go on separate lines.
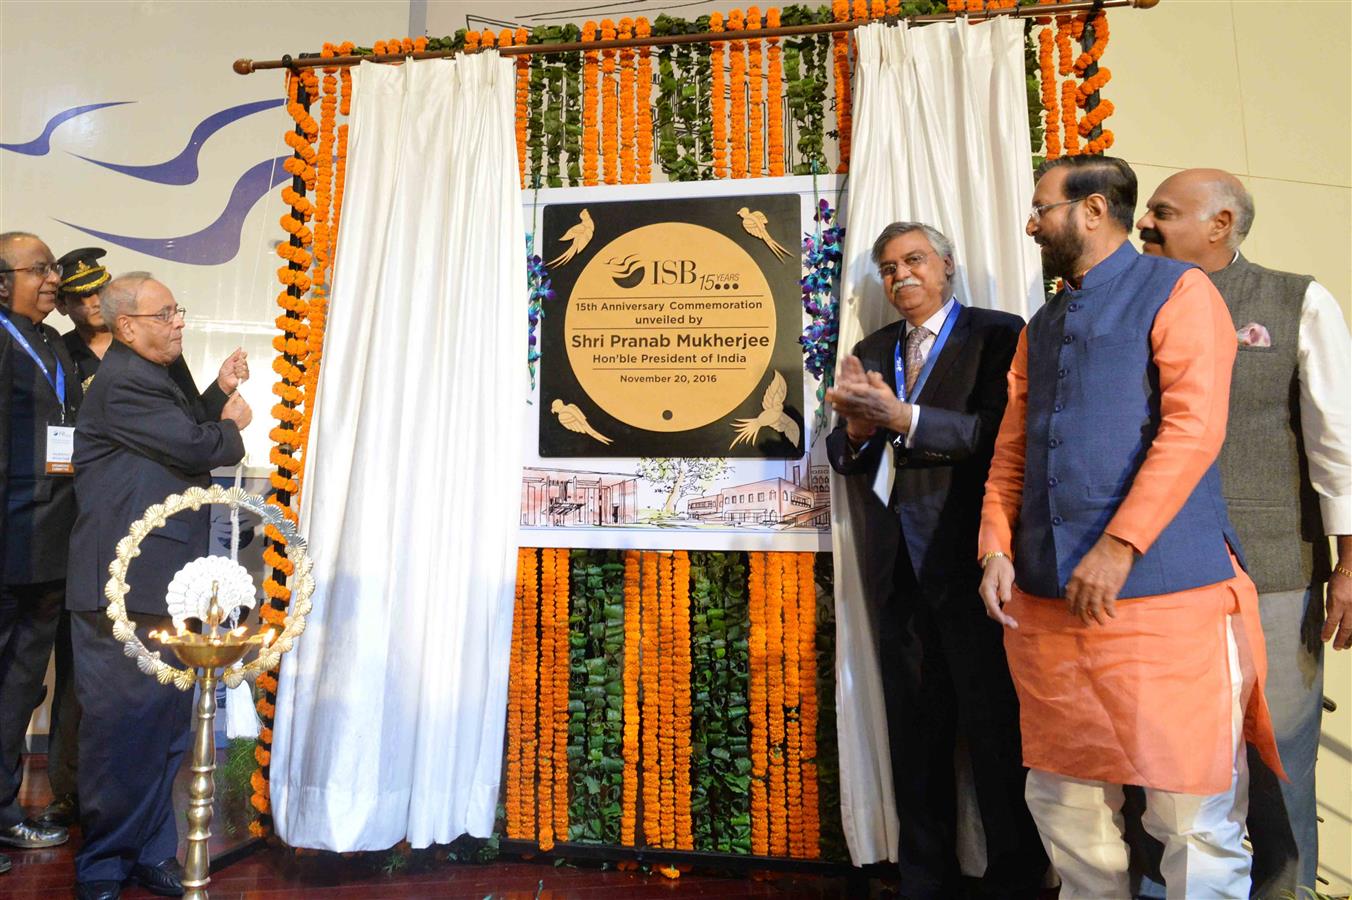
top-left (547, 209), bottom-right (595, 268)
top-left (730, 371), bottom-right (800, 449)
top-left (736, 207), bottom-right (791, 261)
top-left (551, 398), bottom-right (614, 445)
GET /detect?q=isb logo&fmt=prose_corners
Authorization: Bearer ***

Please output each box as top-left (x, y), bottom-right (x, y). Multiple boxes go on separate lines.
top-left (606, 253), bottom-right (697, 289)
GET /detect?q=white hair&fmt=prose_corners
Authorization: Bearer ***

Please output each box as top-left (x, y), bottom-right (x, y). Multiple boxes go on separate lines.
top-left (1202, 180), bottom-right (1254, 250)
top-left (100, 271), bottom-right (156, 325)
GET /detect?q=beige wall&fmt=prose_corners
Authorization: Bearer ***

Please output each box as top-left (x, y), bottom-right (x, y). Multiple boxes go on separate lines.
top-left (1113, 1), bottom-right (1351, 892)
top-left (1112, 0), bottom-right (1351, 316)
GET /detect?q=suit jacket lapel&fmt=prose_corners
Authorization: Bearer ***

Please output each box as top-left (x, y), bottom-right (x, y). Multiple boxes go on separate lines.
top-left (913, 304), bottom-right (970, 405)
top-left (859, 321), bottom-right (905, 395)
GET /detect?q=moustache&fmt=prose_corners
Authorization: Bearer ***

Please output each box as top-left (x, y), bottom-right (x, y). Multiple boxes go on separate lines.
top-left (1139, 227), bottom-right (1164, 245)
top-left (890, 278), bottom-right (922, 294)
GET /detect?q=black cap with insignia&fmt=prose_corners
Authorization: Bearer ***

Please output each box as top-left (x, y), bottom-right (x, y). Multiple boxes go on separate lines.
top-left (55, 247), bottom-right (110, 296)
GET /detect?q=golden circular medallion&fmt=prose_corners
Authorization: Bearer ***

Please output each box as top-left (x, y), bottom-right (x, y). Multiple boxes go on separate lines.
top-left (564, 222), bottom-right (776, 433)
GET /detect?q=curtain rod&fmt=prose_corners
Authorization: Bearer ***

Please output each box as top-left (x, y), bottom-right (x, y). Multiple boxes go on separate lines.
top-left (233, 0), bottom-right (1158, 74)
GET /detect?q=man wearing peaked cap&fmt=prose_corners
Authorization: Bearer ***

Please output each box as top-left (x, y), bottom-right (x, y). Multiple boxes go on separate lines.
top-left (56, 247), bottom-right (110, 296)
top-left (54, 248), bottom-right (112, 388)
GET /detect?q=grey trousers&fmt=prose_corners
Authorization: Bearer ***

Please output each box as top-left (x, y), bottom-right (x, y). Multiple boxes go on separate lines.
top-left (1247, 586), bottom-right (1324, 896)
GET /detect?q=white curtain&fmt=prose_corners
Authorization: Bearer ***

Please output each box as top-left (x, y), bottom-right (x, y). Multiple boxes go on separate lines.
top-left (830, 18), bottom-right (1042, 866)
top-left (268, 52), bottom-right (526, 851)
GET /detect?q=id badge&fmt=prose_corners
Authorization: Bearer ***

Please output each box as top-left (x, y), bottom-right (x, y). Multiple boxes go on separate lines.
top-left (45, 425), bottom-right (75, 475)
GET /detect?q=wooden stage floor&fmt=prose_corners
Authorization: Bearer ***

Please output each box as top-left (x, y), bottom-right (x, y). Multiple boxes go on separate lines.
top-left (5, 753), bottom-right (876, 898)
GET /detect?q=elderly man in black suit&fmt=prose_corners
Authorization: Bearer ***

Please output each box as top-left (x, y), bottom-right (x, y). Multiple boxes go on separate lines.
top-left (825, 222), bottom-right (1045, 899)
top-left (66, 272), bottom-right (250, 900)
top-left (37, 249), bottom-right (250, 833)
top-left (0, 232), bottom-right (80, 871)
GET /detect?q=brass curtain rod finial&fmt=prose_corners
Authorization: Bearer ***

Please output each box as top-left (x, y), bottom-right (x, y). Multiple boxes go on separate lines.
top-left (1134, 0), bottom-right (1161, 8)
top-left (233, 59), bottom-right (254, 75)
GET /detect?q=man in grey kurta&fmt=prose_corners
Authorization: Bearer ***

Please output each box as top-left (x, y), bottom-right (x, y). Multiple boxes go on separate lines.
top-left (1136, 168), bottom-right (1351, 896)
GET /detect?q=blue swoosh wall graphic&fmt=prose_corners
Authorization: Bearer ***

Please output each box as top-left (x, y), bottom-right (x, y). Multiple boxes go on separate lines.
top-left (56, 156), bottom-right (292, 266)
top-left (72, 99), bottom-right (285, 185)
top-left (0, 102), bottom-right (134, 155)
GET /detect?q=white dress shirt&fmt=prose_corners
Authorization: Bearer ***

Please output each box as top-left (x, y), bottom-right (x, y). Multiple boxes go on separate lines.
top-left (1295, 280), bottom-right (1351, 535)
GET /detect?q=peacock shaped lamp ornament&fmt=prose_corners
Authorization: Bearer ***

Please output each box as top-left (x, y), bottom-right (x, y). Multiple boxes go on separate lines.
top-left (105, 484), bottom-right (313, 900)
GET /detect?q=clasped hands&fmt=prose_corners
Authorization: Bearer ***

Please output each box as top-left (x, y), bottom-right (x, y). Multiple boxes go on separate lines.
top-left (980, 533), bottom-right (1137, 629)
top-left (824, 354), bottom-right (911, 444)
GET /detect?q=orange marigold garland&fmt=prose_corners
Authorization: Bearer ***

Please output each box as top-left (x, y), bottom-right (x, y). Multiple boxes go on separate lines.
top-left (1075, 11), bottom-right (1114, 153)
top-left (620, 550), bottom-right (642, 845)
top-left (710, 13), bottom-right (728, 179)
top-left (766, 551), bottom-right (788, 857)
top-left (635, 18), bottom-right (654, 184)
top-left (1038, 25), bottom-right (1061, 158)
top-left (728, 9), bottom-right (747, 180)
top-left (747, 551), bottom-right (769, 855)
top-left (832, 0), bottom-right (853, 173)
top-left (299, 47), bottom-right (339, 464)
top-left (520, 548), bottom-right (540, 842)
top-left (506, 549), bottom-right (529, 837)
top-left (332, 41), bottom-right (353, 247)
top-left (797, 552), bottom-right (820, 857)
top-left (515, 29), bottom-right (531, 187)
top-left (538, 548), bottom-right (556, 851)
top-left (600, 19), bottom-right (619, 185)
top-left (746, 8), bottom-right (764, 178)
top-left (1060, 78), bottom-right (1080, 156)
top-left (657, 549), bottom-right (675, 847)
top-left (618, 18), bottom-right (636, 185)
top-left (582, 22), bottom-right (600, 186)
top-left (673, 551), bottom-right (693, 850)
top-left (782, 553), bottom-right (803, 858)
top-left (765, 9), bottom-right (785, 177)
top-left (640, 551), bottom-right (662, 845)
top-left (553, 548), bottom-right (570, 840)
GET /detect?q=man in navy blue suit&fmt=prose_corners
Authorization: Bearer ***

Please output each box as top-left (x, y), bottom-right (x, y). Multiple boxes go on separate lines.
top-left (826, 222), bottom-right (1044, 899)
top-left (66, 273), bottom-right (250, 900)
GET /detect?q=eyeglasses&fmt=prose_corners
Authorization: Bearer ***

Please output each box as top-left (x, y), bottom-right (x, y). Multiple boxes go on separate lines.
top-left (878, 252), bottom-right (932, 279)
top-left (124, 305), bottom-right (187, 324)
top-left (1028, 197), bottom-right (1085, 222)
top-left (0, 262), bottom-right (62, 279)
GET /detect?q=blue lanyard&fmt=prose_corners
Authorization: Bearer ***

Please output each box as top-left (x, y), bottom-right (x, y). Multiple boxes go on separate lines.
top-left (893, 300), bottom-right (960, 403)
top-left (1, 314), bottom-right (66, 410)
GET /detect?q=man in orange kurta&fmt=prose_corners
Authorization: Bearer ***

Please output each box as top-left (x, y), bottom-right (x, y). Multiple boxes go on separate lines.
top-left (977, 156), bottom-right (1283, 899)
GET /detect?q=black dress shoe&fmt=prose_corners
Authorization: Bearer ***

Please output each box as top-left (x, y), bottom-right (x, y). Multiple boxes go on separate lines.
top-left (36, 793), bottom-right (79, 828)
top-left (129, 857), bottom-right (185, 897)
top-left (0, 818), bottom-right (68, 848)
top-left (75, 881), bottom-right (121, 900)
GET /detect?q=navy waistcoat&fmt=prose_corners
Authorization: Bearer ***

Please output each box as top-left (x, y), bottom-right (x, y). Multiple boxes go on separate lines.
top-left (1015, 241), bottom-right (1243, 599)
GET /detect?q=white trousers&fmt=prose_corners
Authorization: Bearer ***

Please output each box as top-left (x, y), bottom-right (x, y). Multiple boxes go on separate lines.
top-left (1024, 618), bottom-right (1252, 899)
